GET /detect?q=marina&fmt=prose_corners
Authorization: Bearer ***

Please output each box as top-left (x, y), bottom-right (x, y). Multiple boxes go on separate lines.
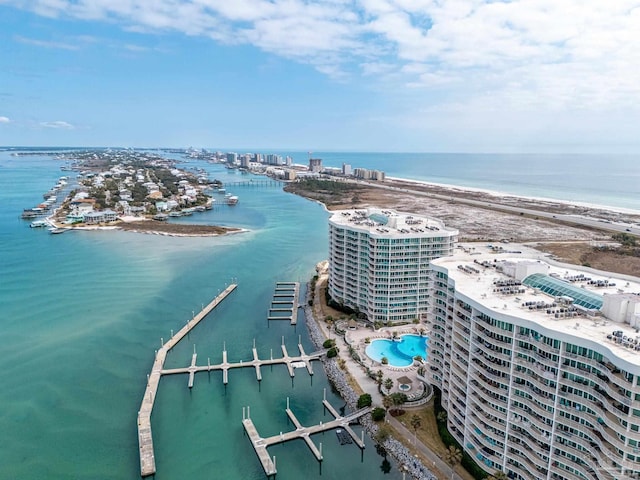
top-left (137, 284), bottom-right (238, 477)
top-left (268, 282), bottom-right (300, 325)
top-left (242, 392), bottom-right (371, 478)
top-left (138, 281), bottom-right (325, 477)
top-left (21, 176), bottom-right (69, 219)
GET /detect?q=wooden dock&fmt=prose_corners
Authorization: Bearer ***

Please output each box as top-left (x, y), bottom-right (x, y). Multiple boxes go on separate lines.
top-left (267, 282), bottom-right (300, 325)
top-left (242, 397), bottom-right (372, 477)
top-left (137, 284), bottom-right (237, 477)
top-left (160, 341), bottom-right (324, 386)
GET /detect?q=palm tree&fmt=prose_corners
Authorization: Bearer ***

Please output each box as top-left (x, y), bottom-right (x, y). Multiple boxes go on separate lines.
top-left (382, 395), bottom-right (393, 419)
top-left (375, 369), bottom-right (383, 386)
top-left (443, 445), bottom-right (462, 480)
top-left (437, 411), bottom-right (448, 423)
top-left (410, 414), bottom-right (421, 444)
top-left (383, 377), bottom-right (394, 393)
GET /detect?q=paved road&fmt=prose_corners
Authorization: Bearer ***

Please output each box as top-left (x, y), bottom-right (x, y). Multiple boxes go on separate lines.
top-left (389, 416), bottom-right (465, 480)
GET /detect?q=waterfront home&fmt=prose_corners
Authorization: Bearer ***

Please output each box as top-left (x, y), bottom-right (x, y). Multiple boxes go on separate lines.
top-left (129, 206), bottom-right (146, 216)
top-left (84, 209), bottom-right (118, 225)
top-left (70, 198), bottom-right (95, 214)
top-left (102, 209), bottom-right (118, 222)
top-left (66, 212), bottom-right (85, 223)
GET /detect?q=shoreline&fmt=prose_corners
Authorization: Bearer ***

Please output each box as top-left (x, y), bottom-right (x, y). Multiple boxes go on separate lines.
top-left (385, 175), bottom-right (640, 216)
top-left (303, 288), bottom-right (437, 480)
top-left (45, 217), bottom-right (247, 237)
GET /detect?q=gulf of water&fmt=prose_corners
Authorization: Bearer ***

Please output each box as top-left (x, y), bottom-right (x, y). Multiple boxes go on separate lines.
top-left (275, 151), bottom-right (639, 211)
top-left (0, 151), bottom-right (403, 479)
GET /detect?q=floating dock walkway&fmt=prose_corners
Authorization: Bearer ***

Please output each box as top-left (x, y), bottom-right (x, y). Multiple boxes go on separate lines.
top-left (242, 392), bottom-right (371, 478)
top-left (160, 338), bottom-right (324, 386)
top-left (267, 282), bottom-right (300, 325)
top-left (137, 284), bottom-right (237, 477)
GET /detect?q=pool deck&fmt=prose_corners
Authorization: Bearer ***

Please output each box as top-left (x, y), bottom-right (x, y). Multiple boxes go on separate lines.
top-left (337, 325), bottom-right (430, 401)
top-left (364, 334), bottom-right (428, 368)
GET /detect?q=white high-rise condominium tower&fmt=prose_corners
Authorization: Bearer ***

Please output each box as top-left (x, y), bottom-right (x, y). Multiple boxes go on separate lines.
top-left (429, 244), bottom-right (640, 480)
top-left (327, 208), bottom-right (458, 324)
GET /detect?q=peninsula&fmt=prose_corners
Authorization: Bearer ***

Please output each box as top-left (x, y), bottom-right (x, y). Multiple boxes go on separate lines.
top-left (29, 149), bottom-right (241, 236)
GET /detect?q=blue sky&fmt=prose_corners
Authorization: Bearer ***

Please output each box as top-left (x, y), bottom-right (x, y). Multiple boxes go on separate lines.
top-left (1, 0), bottom-right (640, 153)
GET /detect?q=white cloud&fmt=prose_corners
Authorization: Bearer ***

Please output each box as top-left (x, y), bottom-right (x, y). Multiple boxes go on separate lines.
top-left (40, 120), bottom-right (75, 129)
top-left (14, 34), bottom-right (80, 50)
top-left (7, 0), bottom-right (640, 142)
top-left (0, 116), bottom-right (10, 123)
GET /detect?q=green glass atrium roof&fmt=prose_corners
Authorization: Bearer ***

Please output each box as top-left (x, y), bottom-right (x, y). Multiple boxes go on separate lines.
top-left (522, 273), bottom-right (603, 310)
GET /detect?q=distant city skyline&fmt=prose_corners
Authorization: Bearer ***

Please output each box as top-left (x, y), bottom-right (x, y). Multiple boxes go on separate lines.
top-left (1, 1), bottom-right (640, 153)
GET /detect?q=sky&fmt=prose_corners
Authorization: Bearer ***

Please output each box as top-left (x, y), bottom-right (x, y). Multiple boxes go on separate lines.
top-left (1, 0), bottom-right (640, 153)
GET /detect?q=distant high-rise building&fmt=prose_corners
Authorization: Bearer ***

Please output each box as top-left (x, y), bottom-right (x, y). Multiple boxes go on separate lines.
top-left (353, 168), bottom-right (371, 179)
top-left (226, 152), bottom-right (237, 164)
top-left (309, 158), bottom-right (323, 172)
top-left (371, 170), bottom-right (385, 181)
top-left (266, 154), bottom-right (283, 166)
top-left (285, 156), bottom-right (293, 166)
top-left (342, 163), bottom-right (352, 176)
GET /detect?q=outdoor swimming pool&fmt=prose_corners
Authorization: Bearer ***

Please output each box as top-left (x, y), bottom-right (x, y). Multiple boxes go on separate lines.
top-left (365, 334), bottom-right (428, 367)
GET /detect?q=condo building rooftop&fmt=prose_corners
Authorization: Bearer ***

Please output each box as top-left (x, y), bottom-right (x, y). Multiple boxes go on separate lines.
top-left (432, 243), bottom-right (640, 368)
top-left (329, 208), bottom-right (458, 237)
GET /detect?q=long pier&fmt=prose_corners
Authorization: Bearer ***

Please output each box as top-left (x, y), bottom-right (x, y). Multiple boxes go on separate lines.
top-left (242, 394), bottom-right (371, 478)
top-left (222, 179), bottom-right (282, 188)
top-left (268, 282), bottom-right (300, 325)
top-left (137, 284), bottom-right (237, 477)
top-left (160, 340), bottom-right (324, 386)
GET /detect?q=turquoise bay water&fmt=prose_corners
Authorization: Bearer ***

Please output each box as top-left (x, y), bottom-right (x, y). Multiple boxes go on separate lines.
top-left (365, 335), bottom-right (428, 367)
top-left (0, 152), bottom-right (402, 479)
